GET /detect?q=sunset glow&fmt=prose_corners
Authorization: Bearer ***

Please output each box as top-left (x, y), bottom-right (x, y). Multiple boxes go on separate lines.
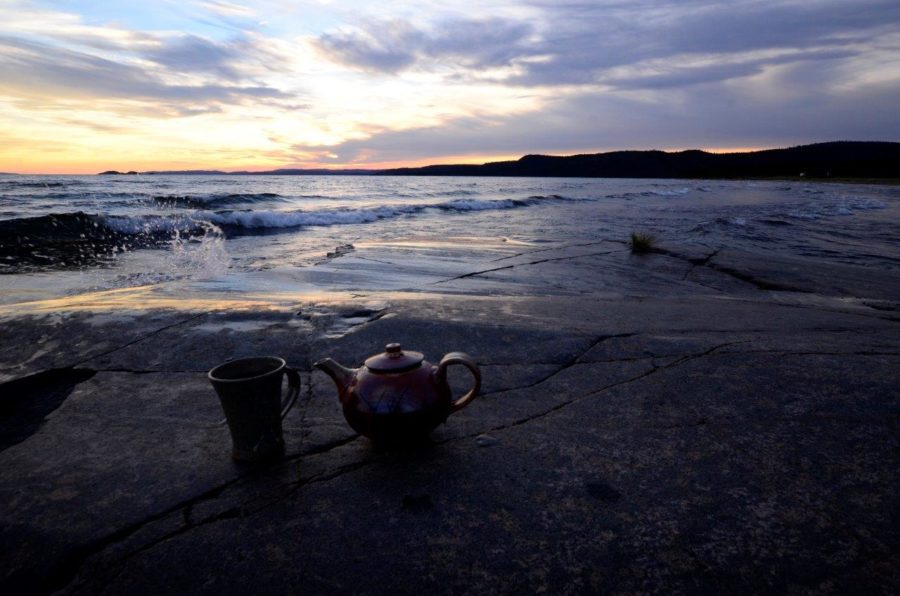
top-left (2, 0), bottom-right (899, 174)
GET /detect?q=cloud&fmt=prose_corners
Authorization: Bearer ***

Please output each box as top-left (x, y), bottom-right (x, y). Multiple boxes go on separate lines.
top-left (606, 49), bottom-right (859, 91)
top-left (0, 0), bottom-right (301, 119)
top-left (57, 117), bottom-right (138, 134)
top-left (311, 68), bottom-right (900, 163)
top-left (424, 18), bottom-right (535, 68)
top-left (316, 20), bottom-right (423, 72)
top-left (511, 0), bottom-right (900, 86)
top-left (0, 36), bottom-right (288, 114)
top-left (137, 31), bottom-right (293, 80)
top-left (199, 1), bottom-right (257, 18)
top-left (143, 34), bottom-right (243, 78)
top-left (310, 0), bottom-right (899, 95)
top-left (315, 17), bottom-right (536, 72)
top-left (661, 0), bottom-right (900, 55)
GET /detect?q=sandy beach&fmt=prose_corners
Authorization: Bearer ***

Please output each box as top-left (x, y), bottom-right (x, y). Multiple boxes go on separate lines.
top-left (2, 229), bottom-right (899, 593)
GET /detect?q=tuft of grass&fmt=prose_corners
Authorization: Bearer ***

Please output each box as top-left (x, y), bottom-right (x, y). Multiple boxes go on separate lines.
top-left (630, 231), bottom-right (656, 254)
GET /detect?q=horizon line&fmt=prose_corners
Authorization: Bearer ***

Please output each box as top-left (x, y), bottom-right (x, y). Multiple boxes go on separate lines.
top-left (4, 140), bottom-right (894, 176)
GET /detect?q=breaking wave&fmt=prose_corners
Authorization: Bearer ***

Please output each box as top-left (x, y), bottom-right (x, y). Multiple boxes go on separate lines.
top-left (0, 194), bottom-right (570, 271)
top-left (201, 195), bottom-right (572, 233)
top-left (0, 212), bottom-right (216, 272)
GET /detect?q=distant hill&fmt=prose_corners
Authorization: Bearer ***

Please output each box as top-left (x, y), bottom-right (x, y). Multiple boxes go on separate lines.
top-left (232, 168), bottom-right (375, 175)
top-left (380, 141), bottom-right (900, 179)
top-left (141, 169), bottom-right (226, 175)
top-left (98, 142), bottom-right (900, 179)
top-left (138, 168), bottom-right (374, 176)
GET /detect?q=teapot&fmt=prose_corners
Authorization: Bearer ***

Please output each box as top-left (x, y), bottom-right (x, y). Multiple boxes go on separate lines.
top-left (314, 343), bottom-right (481, 443)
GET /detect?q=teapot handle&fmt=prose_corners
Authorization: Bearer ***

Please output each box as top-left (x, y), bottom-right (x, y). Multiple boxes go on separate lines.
top-left (438, 352), bottom-right (481, 412)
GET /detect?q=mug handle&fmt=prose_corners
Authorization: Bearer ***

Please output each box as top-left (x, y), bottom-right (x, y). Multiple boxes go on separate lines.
top-left (281, 367), bottom-right (301, 420)
top-left (437, 352), bottom-right (481, 413)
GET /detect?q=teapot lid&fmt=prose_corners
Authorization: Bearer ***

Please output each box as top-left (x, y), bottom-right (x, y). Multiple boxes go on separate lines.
top-left (364, 343), bottom-right (424, 373)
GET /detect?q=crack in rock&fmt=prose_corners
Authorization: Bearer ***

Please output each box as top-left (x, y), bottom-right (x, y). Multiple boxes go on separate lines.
top-left (473, 341), bottom-right (750, 436)
top-left (478, 333), bottom-right (638, 399)
top-left (480, 356), bottom-right (654, 368)
top-left (433, 249), bottom-right (627, 284)
top-left (681, 248), bottom-right (721, 281)
top-left (75, 456), bottom-right (374, 594)
top-left (489, 240), bottom-right (622, 263)
top-left (352, 255), bottom-right (395, 265)
top-left (53, 433), bottom-right (361, 594)
top-left (705, 263), bottom-right (810, 292)
top-left (45, 477), bottom-right (243, 593)
top-left (654, 247), bottom-right (809, 293)
top-left (72, 312), bottom-right (209, 368)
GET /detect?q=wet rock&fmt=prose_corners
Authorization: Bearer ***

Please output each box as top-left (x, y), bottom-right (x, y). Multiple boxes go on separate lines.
top-left (1, 240), bottom-right (899, 593)
top-left (585, 480), bottom-right (622, 503)
top-left (401, 494), bottom-right (434, 512)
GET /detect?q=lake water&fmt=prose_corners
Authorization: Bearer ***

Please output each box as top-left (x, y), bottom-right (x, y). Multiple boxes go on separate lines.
top-left (1, 175), bottom-right (898, 309)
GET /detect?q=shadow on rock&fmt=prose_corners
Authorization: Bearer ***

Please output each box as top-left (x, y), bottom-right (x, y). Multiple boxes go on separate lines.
top-left (0, 368), bottom-right (96, 452)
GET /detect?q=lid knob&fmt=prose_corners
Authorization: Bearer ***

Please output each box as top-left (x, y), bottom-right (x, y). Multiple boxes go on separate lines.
top-left (365, 343), bottom-right (424, 372)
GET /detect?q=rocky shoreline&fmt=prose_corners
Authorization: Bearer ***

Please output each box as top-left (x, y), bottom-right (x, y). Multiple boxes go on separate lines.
top-left (1, 239), bottom-right (899, 593)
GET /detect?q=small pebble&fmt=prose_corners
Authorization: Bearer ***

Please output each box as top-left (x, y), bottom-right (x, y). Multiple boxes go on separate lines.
top-left (475, 434), bottom-right (499, 447)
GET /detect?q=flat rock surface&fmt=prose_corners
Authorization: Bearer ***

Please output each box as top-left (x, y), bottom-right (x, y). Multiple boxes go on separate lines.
top-left (1, 241), bottom-right (899, 594)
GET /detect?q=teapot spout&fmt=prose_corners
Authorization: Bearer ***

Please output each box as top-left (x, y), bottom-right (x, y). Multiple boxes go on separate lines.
top-left (313, 357), bottom-right (356, 395)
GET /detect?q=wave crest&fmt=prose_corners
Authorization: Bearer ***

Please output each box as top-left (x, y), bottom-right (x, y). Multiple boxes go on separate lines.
top-left (0, 212), bottom-right (218, 272)
top-left (0, 193), bottom-right (574, 270)
top-left (201, 195), bottom-right (566, 233)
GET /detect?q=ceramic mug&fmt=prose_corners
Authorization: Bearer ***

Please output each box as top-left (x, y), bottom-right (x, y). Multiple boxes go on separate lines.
top-left (208, 357), bottom-right (300, 463)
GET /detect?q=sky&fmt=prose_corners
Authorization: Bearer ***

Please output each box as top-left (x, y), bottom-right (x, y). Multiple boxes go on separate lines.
top-left (1, 0), bottom-right (899, 174)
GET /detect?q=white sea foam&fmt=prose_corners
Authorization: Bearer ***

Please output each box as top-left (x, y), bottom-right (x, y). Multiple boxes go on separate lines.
top-left (196, 196), bottom-right (553, 230)
top-left (165, 223), bottom-right (229, 278)
top-left (102, 214), bottom-right (195, 234)
top-left (652, 187), bottom-right (691, 197)
top-left (440, 198), bottom-right (533, 211)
